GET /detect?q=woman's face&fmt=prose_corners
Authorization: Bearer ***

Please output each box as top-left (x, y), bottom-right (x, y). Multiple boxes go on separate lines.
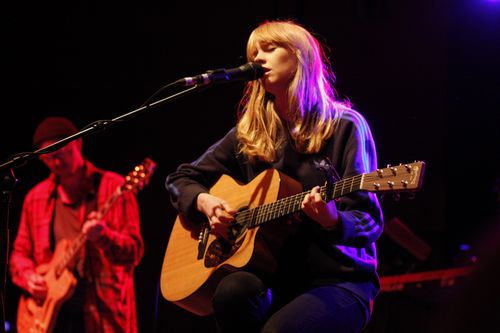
top-left (252, 40), bottom-right (298, 97)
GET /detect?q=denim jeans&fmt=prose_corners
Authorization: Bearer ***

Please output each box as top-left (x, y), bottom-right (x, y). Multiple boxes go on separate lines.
top-left (212, 271), bottom-right (369, 333)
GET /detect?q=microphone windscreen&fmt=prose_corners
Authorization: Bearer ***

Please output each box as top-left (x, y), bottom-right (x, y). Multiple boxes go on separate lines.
top-left (242, 62), bottom-right (264, 80)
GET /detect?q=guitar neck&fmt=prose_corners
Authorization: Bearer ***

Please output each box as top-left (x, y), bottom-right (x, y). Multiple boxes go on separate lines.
top-left (54, 187), bottom-right (122, 277)
top-left (237, 174), bottom-right (363, 228)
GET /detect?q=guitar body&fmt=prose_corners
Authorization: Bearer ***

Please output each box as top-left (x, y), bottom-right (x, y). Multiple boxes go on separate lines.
top-left (161, 169), bottom-right (302, 316)
top-left (17, 239), bottom-right (77, 333)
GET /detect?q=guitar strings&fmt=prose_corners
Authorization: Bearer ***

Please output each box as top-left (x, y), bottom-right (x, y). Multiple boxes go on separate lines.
top-left (234, 170), bottom-right (413, 228)
top-left (235, 174), bottom-right (364, 228)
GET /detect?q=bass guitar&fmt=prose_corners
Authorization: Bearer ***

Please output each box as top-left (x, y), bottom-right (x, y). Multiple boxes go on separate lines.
top-left (161, 161), bottom-right (425, 316)
top-left (16, 158), bottom-right (156, 333)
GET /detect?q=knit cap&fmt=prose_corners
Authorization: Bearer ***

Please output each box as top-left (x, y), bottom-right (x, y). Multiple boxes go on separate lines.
top-left (33, 117), bottom-right (78, 148)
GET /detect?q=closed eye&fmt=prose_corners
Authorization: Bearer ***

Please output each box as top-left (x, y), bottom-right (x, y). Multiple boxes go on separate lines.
top-left (262, 43), bottom-right (277, 52)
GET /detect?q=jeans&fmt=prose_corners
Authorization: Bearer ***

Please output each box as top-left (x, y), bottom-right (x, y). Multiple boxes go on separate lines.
top-left (53, 276), bottom-right (86, 333)
top-left (212, 271), bottom-right (369, 333)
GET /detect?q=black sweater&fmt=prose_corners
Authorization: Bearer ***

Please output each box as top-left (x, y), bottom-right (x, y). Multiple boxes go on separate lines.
top-left (166, 108), bottom-right (384, 304)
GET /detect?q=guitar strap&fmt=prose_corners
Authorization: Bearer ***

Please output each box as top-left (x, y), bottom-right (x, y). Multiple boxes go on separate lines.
top-left (88, 171), bottom-right (102, 214)
top-left (77, 172), bottom-right (101, 277)
top-left (86, 171), bottom-right (105, 333)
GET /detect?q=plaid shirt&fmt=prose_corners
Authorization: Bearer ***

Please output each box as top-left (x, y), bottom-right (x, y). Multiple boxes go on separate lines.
top-left (10, 161), bottom-right (144, 333)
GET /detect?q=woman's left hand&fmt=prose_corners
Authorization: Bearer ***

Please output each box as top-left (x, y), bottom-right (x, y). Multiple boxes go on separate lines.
top-left (301, 186), bottom-right (339, 230)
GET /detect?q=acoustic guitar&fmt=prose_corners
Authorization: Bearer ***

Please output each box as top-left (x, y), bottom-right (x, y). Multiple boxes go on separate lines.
top-left (16, 158), bottom-right (156, 333)
top-left (161, 161), bottom-right (425, 316)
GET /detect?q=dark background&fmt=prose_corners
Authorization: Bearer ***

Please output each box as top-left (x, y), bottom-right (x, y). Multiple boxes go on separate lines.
top-left (2, 0), bottom-right (499, 332)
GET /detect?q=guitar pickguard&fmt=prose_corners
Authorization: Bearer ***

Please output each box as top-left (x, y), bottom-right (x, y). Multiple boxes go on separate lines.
top-left (204, 222), bottom-right (247, 267)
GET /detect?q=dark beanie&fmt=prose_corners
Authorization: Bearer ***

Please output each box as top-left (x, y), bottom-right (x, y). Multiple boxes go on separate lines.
top-left (33, 117), bottom-right (78, 148)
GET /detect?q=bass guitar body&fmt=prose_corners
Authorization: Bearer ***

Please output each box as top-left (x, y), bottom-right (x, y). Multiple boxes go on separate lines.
top-left (17, 239), bottom-right (77, 333)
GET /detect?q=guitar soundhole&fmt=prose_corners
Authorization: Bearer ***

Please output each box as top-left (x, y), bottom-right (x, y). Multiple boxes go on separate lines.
top-left (204, 223), bottom-right (247, 268)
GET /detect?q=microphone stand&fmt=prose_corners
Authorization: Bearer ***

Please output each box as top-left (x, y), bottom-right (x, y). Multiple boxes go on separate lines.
top-left (0, 82), bottom-right (204, 331)
top-left (0, 169), bottom-right (16, 333)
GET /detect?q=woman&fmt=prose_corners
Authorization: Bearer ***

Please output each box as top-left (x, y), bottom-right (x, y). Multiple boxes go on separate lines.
top-left (166, 20), bottom-right (383, 333)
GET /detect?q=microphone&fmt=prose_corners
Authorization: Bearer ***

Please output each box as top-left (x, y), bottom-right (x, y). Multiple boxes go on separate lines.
top-left (175, 62), bottom-right (264, 86)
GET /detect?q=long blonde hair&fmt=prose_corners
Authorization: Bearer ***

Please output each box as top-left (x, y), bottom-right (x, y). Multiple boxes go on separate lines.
top-left (236, 20), bottom-right (348, 163)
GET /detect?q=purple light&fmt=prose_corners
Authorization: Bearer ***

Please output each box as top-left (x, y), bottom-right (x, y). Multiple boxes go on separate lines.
top-left (459, 243), bottom-right (471, 251)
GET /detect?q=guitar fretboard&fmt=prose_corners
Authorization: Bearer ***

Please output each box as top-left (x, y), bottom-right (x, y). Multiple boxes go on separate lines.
top-left (235, 174), bottom-right (363, 228)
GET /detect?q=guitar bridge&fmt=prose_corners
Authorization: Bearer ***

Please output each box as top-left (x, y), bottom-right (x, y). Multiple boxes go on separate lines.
top-left (197, 224), bottom-right (210, 260)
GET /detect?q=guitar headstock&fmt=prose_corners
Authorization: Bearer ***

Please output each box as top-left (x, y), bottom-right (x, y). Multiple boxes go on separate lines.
top-left (360, 161), bottom-right (425, 192)
top-left (123, 157), bottom-right (157, 193)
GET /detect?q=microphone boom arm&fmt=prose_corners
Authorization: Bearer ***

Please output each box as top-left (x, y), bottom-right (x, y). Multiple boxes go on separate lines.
top-left (0, 84), bottom-right (202, 171)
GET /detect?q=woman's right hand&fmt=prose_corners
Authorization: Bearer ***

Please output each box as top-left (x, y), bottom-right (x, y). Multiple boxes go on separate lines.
top-left (196, 193), bottom-right (236, 240)
top-left (26, 271), bottom-right (48, 302)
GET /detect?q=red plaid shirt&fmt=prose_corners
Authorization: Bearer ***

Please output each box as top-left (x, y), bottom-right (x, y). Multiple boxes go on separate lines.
top-left (10, 161), bottom-right (144, 333)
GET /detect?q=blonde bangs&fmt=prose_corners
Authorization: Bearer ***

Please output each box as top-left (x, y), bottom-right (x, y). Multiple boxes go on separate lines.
top-left (246, 21), bottom-right (307, 61)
